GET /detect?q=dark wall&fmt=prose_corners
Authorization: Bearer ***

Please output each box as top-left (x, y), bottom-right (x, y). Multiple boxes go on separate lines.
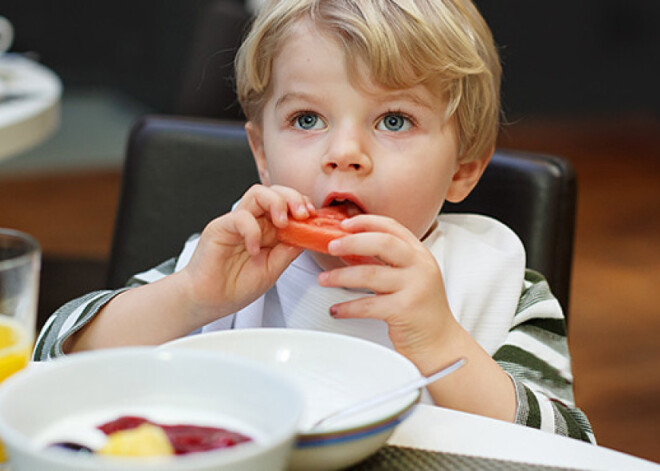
top-left (2, 0), bottom-right (658, 119)
top-left (474, 0), bottom-right (660, 119)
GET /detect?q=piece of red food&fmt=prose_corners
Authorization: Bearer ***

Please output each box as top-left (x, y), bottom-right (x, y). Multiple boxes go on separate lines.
top-left (97, 416), bottom-right (149, 435)
top-left (276, 207), bottom-right (352, 255)
top-left (97, 416), bottom-right (252, 455)
top-left (159, 424), bottom-right (252, 455)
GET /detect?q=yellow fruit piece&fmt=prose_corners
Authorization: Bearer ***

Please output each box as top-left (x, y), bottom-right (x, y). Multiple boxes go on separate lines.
top-left (0, 347), bottom-right (30, 384)
top-left (0, 317), bottom-right (32, 462)
top-left (0, 316), bottom-right (31, 383)
top-left (99, 424), bottom-right (175, 457)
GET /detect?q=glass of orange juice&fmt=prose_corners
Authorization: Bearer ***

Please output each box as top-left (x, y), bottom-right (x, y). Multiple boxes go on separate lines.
top-left (0, 229), bottom-right (40, 465)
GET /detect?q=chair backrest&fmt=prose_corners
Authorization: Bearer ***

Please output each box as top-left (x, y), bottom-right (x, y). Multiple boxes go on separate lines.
top-left (108, 115), bottom-right (576, 317)
top-left (107, 116), bottom-right (258, 290)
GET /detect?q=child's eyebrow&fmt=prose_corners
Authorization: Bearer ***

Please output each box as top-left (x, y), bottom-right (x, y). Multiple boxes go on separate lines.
top-left (377, 90), bottom-right (434, 111)
top-left (274, 92), bottom-right (321, 109)
top-left (274, 89), bottom-right (435, 112)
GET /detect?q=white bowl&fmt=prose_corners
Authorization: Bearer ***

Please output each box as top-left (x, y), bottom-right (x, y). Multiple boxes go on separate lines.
top-left (162, 329), bottom-right (421, 470)
top-left (0, 348), bottom-right (304, 471)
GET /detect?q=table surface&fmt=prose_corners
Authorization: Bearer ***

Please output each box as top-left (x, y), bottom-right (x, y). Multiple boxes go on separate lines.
top-left (0, 54), bottom-right (61, 161)
top-left (378, 404), bottom-right (659, 470)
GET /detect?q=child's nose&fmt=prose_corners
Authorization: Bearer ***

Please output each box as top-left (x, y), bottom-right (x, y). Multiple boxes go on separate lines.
top-left (322, 127), bottom-right (372, 174)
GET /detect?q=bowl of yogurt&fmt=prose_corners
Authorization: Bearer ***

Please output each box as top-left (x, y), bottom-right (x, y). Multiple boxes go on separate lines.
top-left (0, 347), bottom-right (303, 471)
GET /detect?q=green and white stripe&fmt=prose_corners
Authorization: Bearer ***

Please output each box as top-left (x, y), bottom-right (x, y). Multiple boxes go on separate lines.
top-left (33, 258), bottom-right (176, 361)
top-left (495, 270), bottom-right (595, 444)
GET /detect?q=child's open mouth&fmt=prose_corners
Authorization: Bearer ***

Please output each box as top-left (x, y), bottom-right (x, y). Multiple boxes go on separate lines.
top-left (323, 193), bottom-right (366, 217)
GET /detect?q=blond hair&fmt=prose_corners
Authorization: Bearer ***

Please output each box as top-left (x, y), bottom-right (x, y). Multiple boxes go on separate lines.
top-left (235, 0), bottom-right (501, 163)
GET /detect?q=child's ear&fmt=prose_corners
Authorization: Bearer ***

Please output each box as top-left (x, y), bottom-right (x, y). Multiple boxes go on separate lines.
top-left (445, 147), bottom-right (493, 203)
top-left (245, 121), bottom-right (271, 185)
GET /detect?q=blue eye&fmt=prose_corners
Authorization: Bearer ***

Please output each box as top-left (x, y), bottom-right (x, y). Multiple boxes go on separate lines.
top-left (294, 113), bottom-right (324, 130)
top-left (378, 113), bottom-right (412, 132)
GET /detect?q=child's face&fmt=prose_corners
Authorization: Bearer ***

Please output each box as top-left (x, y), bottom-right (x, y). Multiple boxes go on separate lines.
top-left (246, 19), bottom-right (487, 241)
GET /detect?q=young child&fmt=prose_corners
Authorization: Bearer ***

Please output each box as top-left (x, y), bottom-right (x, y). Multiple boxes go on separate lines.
top-left (35, 0), bottom-right (594, 442)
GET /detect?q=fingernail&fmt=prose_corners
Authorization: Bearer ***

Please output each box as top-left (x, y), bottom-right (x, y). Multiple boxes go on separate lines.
top-left (296, 204), bottom-right (309, 218)
top-left (329, 306), bottom-right (338, 317)
top-left (327, 240), bottom-right (340, 252)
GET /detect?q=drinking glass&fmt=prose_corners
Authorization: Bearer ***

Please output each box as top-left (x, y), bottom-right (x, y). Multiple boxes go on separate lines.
top-left (0, 229), bottom-right (40, 464)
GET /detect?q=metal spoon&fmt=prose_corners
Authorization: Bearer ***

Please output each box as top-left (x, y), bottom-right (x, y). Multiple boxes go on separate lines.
top-left (308, 357), bottom-right (466, 431)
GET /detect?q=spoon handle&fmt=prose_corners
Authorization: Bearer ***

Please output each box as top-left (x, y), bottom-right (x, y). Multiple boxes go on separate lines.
top-left (310, 357), bottom-right (466, 430)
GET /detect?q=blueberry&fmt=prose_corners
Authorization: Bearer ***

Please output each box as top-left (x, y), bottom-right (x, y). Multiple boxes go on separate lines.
top-left (50, 442), bottom-right (93, 453)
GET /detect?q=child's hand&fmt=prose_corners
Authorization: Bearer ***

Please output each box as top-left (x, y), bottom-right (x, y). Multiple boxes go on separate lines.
top-left (318, 215), bottom-right (518, 420)
top-left (317, 215), bottom-right (462, 368)
top-left (181, 184), bottom-right (313, 326)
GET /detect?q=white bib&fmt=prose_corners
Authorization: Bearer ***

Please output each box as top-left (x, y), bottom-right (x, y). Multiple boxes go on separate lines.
top-left (195, 213), bottom-right (525, 356)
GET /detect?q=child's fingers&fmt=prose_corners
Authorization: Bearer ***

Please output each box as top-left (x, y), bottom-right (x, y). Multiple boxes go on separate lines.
top-left (318, 264), bottom-right (400, 294)
top-left (237, 184), bottom-right (314, 227)
top-left (236, 185), bottom-right (288, 226)
top-left (340, 214), bottom-right (419, 244)
top-left (328, 231), bottom-right (414, 268)
top-left (269, 185), bottom-right (315, 219)
top-left (210, 209), bottom-right (263, 255)
top-left (329, 293), bottom-right (399, 321)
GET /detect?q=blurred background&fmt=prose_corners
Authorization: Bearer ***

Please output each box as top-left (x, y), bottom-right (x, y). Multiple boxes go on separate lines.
top-left (0, 0), bottom-right (658, 463)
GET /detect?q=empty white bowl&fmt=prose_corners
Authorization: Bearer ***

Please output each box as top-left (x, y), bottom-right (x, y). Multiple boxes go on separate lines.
top-left (0, 348), bottom-right (304, 471)
top-left (162, 329), bottom-right (422, 470)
